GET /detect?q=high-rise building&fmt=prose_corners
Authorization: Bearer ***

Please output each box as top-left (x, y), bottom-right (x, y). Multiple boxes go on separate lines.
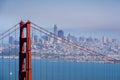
top-left (58, 30), bottom-right (64, 43)
top-left (14, 40), bottom-right (19, 45)
top-left (54, 24), bottom-right (57, 43)
top-left (42, 35), bottom-right (49, 41)
top-left (9, 36), bottom-right (14, 45)
top-left (79, 37), bottom-right (86, 42)
top-left (112, 39), bottom-right (118, 45)
top-left (67, 33), bottom-right (71, 41)
top-left (67, 33), bottom-right (78, 43)
top-left (86, 37), bottom-right (93, 42)
top-left (34, 35), bottom-right (38, 43)
top-left (102, 36), bottom-right (109, 44)
top-left (58, 30), bottom-right (64, 39)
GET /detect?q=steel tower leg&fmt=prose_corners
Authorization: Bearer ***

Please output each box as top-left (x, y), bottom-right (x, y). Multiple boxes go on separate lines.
top-left (19, 21), bottom-right (32, 80)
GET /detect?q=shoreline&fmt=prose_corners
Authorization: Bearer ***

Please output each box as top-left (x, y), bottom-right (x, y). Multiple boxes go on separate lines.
top-left (0, 56), bottom-right (115, 64)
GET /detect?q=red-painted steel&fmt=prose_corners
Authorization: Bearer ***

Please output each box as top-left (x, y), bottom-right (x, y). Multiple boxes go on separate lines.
top-left (19, 21), bottom-right (32, 80)
top-left (26, 21), bottom-right (32, 80)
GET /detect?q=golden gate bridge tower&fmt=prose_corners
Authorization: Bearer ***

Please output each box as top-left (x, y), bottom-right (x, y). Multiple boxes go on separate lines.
top-left (19, 21), bottom-right (32, 80)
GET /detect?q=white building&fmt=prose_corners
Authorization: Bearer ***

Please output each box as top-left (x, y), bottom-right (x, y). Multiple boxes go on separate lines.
top-left (102, 36), bottom-right (109, 44)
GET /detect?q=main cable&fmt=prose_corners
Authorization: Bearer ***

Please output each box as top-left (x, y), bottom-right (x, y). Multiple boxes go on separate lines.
top-left (31, 23), bottom-right (117, 63)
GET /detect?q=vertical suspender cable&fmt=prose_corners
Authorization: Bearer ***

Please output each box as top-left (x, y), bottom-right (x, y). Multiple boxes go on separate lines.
top-left (115, 61), bottom-right (116, 80)
top-left (103, 58), bottom-right (104, 80)
top-left (59, 43), bottom-right (61, 80)
top-left (116, 61), bottom-right (116, 79)
top-left (112, 60), bottom-right (113, 80)
top-left (76, 54), bottom-right (80, 80)
top-left (40, 31), bottom-right (42, 80)
top-left (94, 56), bottom-right (96, 80)
top-left (74, 57), bottom-right (77, 80)
top-left (57, 44), bottom-right (59, 80)
top-left (46, 38), bottom-right (48, 80)
top-left (52, 45), bottom-right (54, 80)
top-left (104, 57), bottom-right (106, 80)
top-left (93, 56), bottom-right (94, 80)
top-left (86, 54), bottom-right (88, 80)
top-left (117, 62), bottom-right (118, 80)
top-left (69, 52), bottom-right (71, 80)
top-left (109, 60), bottom-right (110, 80)
top-left (40, 42), bottom-right (42, 80)
top-left (111, 60), bottom-right (112, 80)
top-left (105, 58), bottom-right (106, 80)
top-left (114, 60), bottom-right (116, 80)
top-left (51, 33), bottom-right (55, 80)
top-left (8, 33), bottom-right (10, 80)
top-left (81, 52), bottom-right (83, 80)
top-left (31, 26), bottom-right (34, 80)
top-left (64, 54), bottom-right (65, 80)
top-left (62, 49), bottom-right (64, 80)
top-left (64, 45), bottom-right (66, 80)
top-left (34, 28), bottom-right (36, 80)
top-left (14, 28), bottom-right (17, 80)
top-left (110, 59), bottom-right (111, 80)
top-left (2, 38), bottom-right (4, 80)
top-left (94, 55), bottom-right (95, 80)
top-left (32, 27), bottom-right (36, 80)
top-left (113, 62), bottom-right (114, 80)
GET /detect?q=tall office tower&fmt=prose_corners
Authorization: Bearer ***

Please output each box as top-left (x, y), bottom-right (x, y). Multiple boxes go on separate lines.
top-left (112, 39), bottom-right (118, 46)
top-left (67, 33), bottom-right (71, 41)
top-left (86, 37), bottom-right (93, 42)
top-left (34, 35), bottom-right (38, 43)
top-left (102, 36), bottom-right (109, 44)
top-left (9, 36), bottom-right (14, 45)
top-left (58, 30), bottom-right (64, 39)
top-left (79, 37), bottom-right (86, 42)
top-left (54, 24), bottom-right (58, 43)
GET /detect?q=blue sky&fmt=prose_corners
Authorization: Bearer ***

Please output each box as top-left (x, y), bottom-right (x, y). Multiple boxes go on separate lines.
top-left (0, 0), bottom-right (120, 40)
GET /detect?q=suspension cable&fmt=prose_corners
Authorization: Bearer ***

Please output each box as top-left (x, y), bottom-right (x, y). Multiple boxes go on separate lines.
top-left (31, 23), bottom-right (99, 55)
top-left (0, 23), bottom-right (19, 40)
top-left (31, 24), bottom-right (118, 63)
top-left (31, 25), bottom-right (101, 55)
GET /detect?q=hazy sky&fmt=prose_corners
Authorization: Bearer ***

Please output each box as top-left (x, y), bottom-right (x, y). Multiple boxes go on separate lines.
top-left (0, 0), bottom-right (120, 40)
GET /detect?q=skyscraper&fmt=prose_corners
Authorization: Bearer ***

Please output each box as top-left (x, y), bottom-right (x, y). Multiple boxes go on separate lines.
top-left (9, 36), bottom-right (14, 45)
top-left (58, 30), bottom-right (64, 39)
top-left (67, 33), bottom-right (71, 41)
top-left (54, 24), bottom-right (58, 43)
top-left (34, 35), bottom-right (38, 43)
top-left (102, 36), bottom-right (109, 44)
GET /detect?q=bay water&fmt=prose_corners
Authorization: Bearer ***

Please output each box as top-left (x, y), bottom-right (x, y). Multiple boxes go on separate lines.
top-left (0, 58), bottom-right (120, 80)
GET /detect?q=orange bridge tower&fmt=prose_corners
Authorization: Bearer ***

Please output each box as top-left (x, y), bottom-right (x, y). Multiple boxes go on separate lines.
top-left (19, 21), bottom-right (32, 80)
